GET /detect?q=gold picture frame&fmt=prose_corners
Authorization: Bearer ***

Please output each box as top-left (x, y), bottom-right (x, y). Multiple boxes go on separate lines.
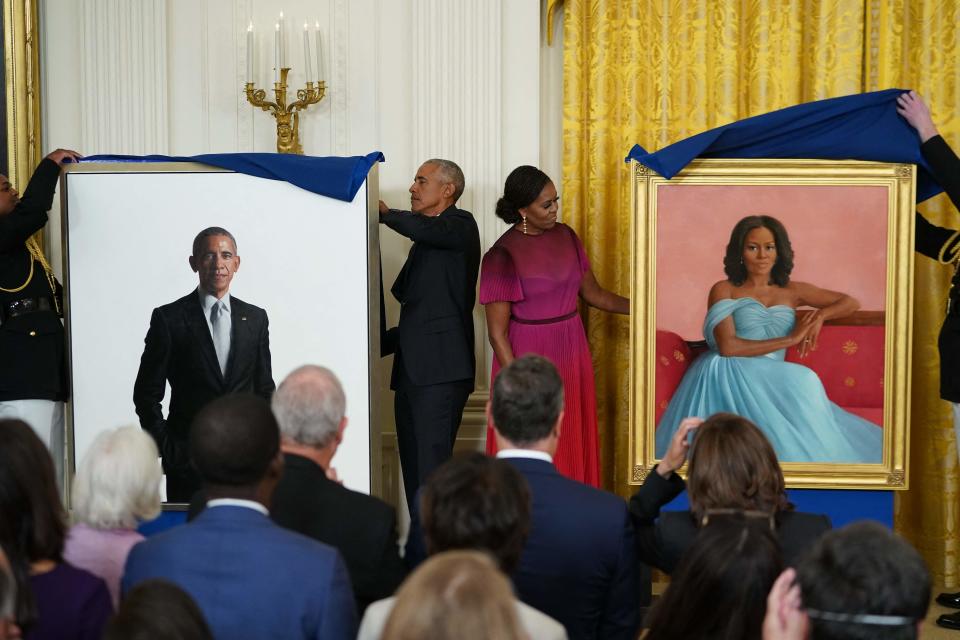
top-left (628, 159), bottom-right (915, 490)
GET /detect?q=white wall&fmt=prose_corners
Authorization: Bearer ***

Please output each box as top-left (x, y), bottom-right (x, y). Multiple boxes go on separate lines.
top-left (39, 0), bottom-right (556, 504)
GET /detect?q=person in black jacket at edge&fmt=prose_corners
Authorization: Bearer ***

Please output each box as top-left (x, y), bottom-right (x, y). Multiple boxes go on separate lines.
top-left (897, 91), bottom-right (960, 630)
top-left (0, 148), bottom-right (82, 492)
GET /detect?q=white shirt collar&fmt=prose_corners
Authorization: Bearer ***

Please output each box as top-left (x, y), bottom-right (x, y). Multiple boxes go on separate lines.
top-left (197, 287), bottom-right (231, 314)
top-left (206, 498), bottom-right (268, 516)
top-left (496, 449), bottom-right (553, 464)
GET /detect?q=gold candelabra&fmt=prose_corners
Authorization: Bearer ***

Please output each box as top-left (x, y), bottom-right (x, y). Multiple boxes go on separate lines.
top-left (245, 68), bottom-right (325, 155)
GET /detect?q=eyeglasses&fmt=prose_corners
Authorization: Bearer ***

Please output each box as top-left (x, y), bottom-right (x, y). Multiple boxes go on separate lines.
top-left (805, 608), bottom-right (917, 627)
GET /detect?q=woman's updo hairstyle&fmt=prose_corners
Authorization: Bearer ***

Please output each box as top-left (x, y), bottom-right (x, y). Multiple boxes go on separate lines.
top-left (495, 165), bottom-right (552, 224)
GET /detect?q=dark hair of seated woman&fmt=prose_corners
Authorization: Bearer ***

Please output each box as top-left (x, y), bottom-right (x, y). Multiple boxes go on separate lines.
top-left (644, 515), bottom-right (783, 640)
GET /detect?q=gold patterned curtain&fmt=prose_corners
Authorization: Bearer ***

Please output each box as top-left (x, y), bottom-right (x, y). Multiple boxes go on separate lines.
top-left (560, 0), bottom-right (960, 585)
top-left (4, 0), bottom-right (44, 238)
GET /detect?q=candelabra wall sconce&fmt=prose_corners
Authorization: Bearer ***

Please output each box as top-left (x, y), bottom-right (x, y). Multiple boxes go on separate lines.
top-left (244, 15), bottom-right (326, 154)
top-left (245, 69), bottom-right (325, 155)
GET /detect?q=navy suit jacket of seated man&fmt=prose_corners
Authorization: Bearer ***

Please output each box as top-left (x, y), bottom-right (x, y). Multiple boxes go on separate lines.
top-left (407, 355), bottom-right (638, 640)
top-left (122, 394), bottom-right (356, 640)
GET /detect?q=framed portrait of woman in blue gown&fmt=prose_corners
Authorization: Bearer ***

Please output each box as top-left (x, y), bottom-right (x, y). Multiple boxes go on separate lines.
top-left (628, 158), bottom-right (915, 490)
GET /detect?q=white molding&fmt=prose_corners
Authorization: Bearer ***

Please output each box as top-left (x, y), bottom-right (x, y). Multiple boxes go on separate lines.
top-left (77, 0), bottom-right (168, 154)
top-left (236, 0), bottom-right (253, 150)
top-left (330, 0), bottom-right (350, 155)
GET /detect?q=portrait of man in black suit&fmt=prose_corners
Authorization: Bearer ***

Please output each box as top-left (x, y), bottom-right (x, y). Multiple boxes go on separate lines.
top-left (133, 226), bottom-right (275, 502)
top-left (379, 159), bottom-right (481, 511)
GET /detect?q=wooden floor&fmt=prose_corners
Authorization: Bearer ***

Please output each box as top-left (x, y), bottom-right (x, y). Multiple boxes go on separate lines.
top-left (924, 590), bottom-right (960, 639)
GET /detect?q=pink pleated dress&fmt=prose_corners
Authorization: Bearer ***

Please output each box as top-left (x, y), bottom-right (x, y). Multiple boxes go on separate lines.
top-left (480, 223), bottom-right (600, 487)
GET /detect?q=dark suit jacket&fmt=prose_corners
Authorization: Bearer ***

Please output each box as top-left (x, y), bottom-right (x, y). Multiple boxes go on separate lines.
top-left (0, 158), bottom-right (67, 402)
top-left (506, 457), bottom-right (638, 640)
top-left (122, 505), bottom-right (357, 640)
top-left (629, 469), bottom-right (832, 574)
top-left (133, 291), bottom-right (274, 494)
top-left (271, 453), bottom-right (406, 612)
top-left (380, 205), bottom-right (480, 389)
top-left (914, 135), bottom-right (960, 402)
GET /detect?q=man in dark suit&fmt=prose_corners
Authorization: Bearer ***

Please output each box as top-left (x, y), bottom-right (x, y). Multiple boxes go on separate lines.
top-left (379, 159), bottom-right (480, 510)
top-left (122, 394), bottom-right (356, 640)
top-left (488, 355), bottom-right (639, 640)
top-left (269, 365), bottom-right (405, 612)
top-left (898, 92), bottom-right (960, 624)
top-left (133, 227), bottom-right (275, 502)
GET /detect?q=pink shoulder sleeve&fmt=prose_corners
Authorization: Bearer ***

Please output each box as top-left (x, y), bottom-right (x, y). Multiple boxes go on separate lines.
top-left (568, 226), bottom-right (591, 273)
top-left (479, 247), bottom-right (524, 304)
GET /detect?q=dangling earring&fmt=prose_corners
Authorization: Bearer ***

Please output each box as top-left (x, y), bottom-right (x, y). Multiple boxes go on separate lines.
top-left (522, 216), bottom-right (528, 235)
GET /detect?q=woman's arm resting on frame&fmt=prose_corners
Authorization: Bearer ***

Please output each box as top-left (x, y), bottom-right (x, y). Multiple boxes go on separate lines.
top-left (579, 268), bottom-right (629, 314)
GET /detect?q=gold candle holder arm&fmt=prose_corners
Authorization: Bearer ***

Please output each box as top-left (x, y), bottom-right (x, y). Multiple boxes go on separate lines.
top-left (244, 83), bottom-right (279, 113)
top-left (244, 68), bottom-right (325, 155)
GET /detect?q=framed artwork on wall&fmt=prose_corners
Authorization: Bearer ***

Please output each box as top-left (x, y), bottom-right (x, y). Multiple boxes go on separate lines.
top-left (628, 158), bottom-right (916, 490)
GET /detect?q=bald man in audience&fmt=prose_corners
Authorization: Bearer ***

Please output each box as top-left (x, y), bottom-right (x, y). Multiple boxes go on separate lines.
top-left (269, 365), bottom-right (405, 612)
top-left (123, 394), bottom-right (356, 640)
top-left (189, 366), bottom-right (406, 612)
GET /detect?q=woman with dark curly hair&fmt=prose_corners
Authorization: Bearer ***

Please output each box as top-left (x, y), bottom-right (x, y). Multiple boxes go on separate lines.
top-left (654, 215), bottom-right (882, 462)
top-left (632, 414), bottom-right (830, 574)
top-left (480, 166), bottom-right (628, 486)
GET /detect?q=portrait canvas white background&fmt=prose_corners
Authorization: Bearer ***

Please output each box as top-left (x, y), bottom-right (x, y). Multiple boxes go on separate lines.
top-left (63, 165), bottom-right (378, 496)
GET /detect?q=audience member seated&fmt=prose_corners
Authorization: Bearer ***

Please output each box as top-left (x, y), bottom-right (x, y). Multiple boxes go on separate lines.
top-left (644, 515), bottom-right (783, 639)
top-left (0, 419), bottom-right (112, 640)
top-left (764, 520), bottom-right (931, 639)
top-left (360, 452), bottom-right (567, 640)
top-left (64, 425), bottom-right (162, 606)
top-left (0, 547), bottom-right (21, 640)
top-left (191, 365), bottom-right (405, 613)
top-left (473, 355), bottom-right (637, 639)
top-left (630, 412), bottom-right (831, 574)
top-left (103, 579), bottom-right (212, 640)
top-left (381, 551), bottom-right (527, 640)
top-left (122, 394), bottom-right (357, 640)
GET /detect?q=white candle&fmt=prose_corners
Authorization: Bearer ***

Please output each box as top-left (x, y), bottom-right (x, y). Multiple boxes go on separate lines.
top-left (274, 22), bottom-right (280, 82)
top-left (302, 24), bottom-right (313, 83)
top-left (279, 11), bottom-right (284, 68)
top-left (314, 21), bottom-right (323, 83)
top-left (247, 24), bottom-right (254, 81)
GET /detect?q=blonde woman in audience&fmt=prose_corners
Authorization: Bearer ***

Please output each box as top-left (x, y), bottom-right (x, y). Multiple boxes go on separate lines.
top-left (381, 551), bottom-right (528, 640)
top-left (64, 426), bottom-right (161, 606)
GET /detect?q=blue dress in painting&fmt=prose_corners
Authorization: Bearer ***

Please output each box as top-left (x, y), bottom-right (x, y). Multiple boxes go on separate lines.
top-left (655, 297), bottom-right (883, 463)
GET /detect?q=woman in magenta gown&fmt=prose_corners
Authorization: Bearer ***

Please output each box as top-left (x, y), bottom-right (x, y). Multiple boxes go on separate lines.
top-left (481, 166), bottom-right (629, 486)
